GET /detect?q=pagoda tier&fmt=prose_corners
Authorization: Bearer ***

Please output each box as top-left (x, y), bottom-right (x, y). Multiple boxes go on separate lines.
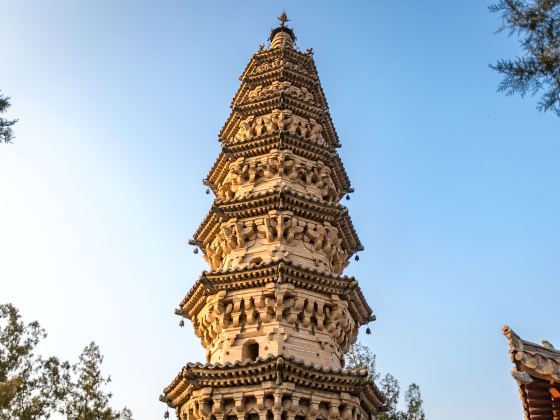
top-left (193, 188), bottom-right (362, 275)
top-left (175, 260), bottom-right (373, 367)
top-left (162, 356), bottom-right (384, 420)
top-left (163, 18), bottom-right (383, 420)
top-left (205, 142), bottom-right (352, 201)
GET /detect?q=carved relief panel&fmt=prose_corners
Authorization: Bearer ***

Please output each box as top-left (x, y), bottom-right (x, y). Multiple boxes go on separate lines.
top-left (246, 81), bottom-right (315, 104)
top-left (251, 56), bottom-right (309, 76)
top-left (203, 211), bottom-right (349, 274)
top-left (232, 109), bottom-right (326, 146)
top-left (217, 149), bottom-right (338, 202)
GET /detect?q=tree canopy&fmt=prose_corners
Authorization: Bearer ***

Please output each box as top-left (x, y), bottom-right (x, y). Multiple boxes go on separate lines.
top-left (0, 91), bottom-right (17, 144)
top-left (345, 342), bottom-right (426, 420)
top-left (490, 0), bottom-right (560, 115)
top-left (62, 342), bottom-right (133, 420)
top-left (0, 303), bottom-right (132, 420)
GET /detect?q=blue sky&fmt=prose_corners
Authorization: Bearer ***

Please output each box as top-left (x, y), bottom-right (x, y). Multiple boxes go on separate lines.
top-left (1, 1), bottom-right (559, 419)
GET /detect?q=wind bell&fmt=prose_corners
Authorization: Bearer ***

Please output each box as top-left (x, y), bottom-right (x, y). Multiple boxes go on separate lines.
top-left (346, 187), bottom-right (355, 201)
top-left (366, 314), bottom-right (376, 335)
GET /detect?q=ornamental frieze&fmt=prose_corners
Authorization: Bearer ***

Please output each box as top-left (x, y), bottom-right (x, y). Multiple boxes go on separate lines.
top-left (203, 211), bottom-right (349, 274)
top-left (218, 149), bottom-right (338, 202)
top-left (205, 148), bottom-right (351, 198)
top-left (251, 56), bottom-right (309, 77)
top-left (246, 81), bottom-right (315, 104)
top-left (232, 109), bottom-right (326, 146)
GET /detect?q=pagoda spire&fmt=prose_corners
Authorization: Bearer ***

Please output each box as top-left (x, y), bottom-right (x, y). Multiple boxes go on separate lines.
top-left (162, 17), bottom-right (383, 420)
top-left (270, 11), bottom-right (295, 49)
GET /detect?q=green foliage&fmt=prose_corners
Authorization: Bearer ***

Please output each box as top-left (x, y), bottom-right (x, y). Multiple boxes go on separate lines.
top-left (63, 342), bottom-right (132, 420)
top-left (404, 383), bottom-right (426, 420)
top-left (345, 342), bottom-right (379, 380)
top-left (0, 91), bottom-right (17, 144)
top-left (377, 373), bottom-right (403, 420)
top-left (489, 0), bottom-right (560, 115)
top-left (0, 303), bottom-right (132, 420)
top-left (0, 303), bottom-right (70, 419)
top-left (345, 341), bottom-right (426, 420)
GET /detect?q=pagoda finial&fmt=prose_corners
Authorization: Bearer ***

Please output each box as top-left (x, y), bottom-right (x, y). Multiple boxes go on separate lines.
top-left (278, 11), bottom-right (290, 27)
top-left (270, 11), bottom-right (295, 48)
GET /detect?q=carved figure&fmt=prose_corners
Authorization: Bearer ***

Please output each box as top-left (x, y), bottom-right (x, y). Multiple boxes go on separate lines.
top-left (283, 217), bottom-right (304, 243)
top-left (308, 118), bottom-right (326, 145)
top-left (305, 222), bottom-right (326, 251)
top-left (204, 241), bottom-right (224, 271)
top-left (322, 222), bottom-right (340, 257)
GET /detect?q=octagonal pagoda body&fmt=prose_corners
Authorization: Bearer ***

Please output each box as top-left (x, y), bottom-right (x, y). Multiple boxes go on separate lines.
top-left (162, 21), bottom-right (384, 420)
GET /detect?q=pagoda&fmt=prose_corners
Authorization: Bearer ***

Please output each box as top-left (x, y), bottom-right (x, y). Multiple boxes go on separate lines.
top-left (161, 14), bottom-right (384, 419)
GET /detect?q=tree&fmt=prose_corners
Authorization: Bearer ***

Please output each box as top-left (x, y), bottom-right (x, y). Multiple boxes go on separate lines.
top-left (63, 342), bottom-right (132, 420)
top-left (345, 341), bottom-right (426, 420)
top-left (377, 373), bottom-right (403, 420)
top-left (0, 91), bottom-right (17, 143)
top-left (404, 383), bottom-right (426, 420)
top-left (489, 0), bottom-right (560, 115)
top-left (344, 341), bottom-right (379, 381)
top-left (0, 303), bottom-right (70, 419)
top-left (0, 303), bottom-right (133, 419)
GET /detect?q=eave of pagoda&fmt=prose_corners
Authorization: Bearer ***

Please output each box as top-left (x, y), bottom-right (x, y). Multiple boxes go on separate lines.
top-left (235, 92), bottom-right (326, 121)
top-left (503, 326), bottom-right (560, 420)
top-left (177, 259), bottom-right (373, 328)
top-left (222, 131), bottom-right (334, 158)
top-left (204, 137), bottom-right (352, 199)
top-left (192, 188), bottom-right (363, 255)
top-left (161, 355), bottom-right (384, 411)
top-left (216, 188), bottom-right (344, 221)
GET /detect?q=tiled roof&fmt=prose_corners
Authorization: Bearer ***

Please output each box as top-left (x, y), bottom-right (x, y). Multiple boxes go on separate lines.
top-left (162, 354), bottom-right (384, 410)
top-left (503, 326), bottom-right (560, 420)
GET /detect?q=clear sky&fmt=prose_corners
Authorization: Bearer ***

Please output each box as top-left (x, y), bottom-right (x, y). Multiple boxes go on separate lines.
top-left (1, 1), bottom-right (559, 419)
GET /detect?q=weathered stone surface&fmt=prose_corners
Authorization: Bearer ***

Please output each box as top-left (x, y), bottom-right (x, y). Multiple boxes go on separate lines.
top-left (192, 283), bottom-right (357, 367)
top-left (163, 17), bottom-right (382, 419)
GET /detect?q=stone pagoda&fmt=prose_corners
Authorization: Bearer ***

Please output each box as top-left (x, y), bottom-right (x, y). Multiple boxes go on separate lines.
top-left (161, 14), bottom-right (384, 419)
